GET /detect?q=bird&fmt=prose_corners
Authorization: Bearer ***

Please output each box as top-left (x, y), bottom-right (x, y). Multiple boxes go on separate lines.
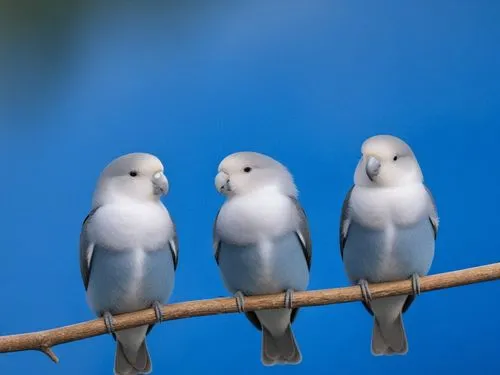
top-left (79, 153), bottom-right (179, 375)
top-left (339, 135), bottom-right (438, 356)
top-left (212, 151), bottom-right (312, 366)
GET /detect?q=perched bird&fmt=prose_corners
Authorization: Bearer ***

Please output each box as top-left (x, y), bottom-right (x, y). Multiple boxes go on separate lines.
top-left (213, 152), bottom-right (312, 366)
top-left (80, 153), bottom-right (179, 375)
top-left (340, 135), bottom-right (438, 356)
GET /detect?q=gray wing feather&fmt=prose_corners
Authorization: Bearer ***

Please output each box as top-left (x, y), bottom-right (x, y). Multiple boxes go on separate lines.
top-left (79, 206), bottom-right (100, 290)
top-left (424, 184), bottom-right (439, 239)
top-left (339, 185), bottom-right (355, 259)
top-left (169, 220), bottom-right (180, 270)
top-left (288, 197), bottom-right (312, 325)
top-left (288, 197), bottom-right (312, 270)
top-left (213, 208), bottom-right (222, 265)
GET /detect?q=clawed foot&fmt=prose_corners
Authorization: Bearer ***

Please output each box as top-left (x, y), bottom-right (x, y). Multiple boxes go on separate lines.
top-left (358, 279), bottom-right (372, 306)
top-left (152, 301), bottom-right (164, 323)
top-left (410, 273), bottom-right (421, 296)
top-left (102, 311), bottom-right (116, 335)
top-left (284, 289), bottom-right (295, 309)
top-left (234, 291), bottom-right (246, 313)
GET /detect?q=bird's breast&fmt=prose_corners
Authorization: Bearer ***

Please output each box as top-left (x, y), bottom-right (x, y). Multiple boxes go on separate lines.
top-left (217, 233), bottom-right (309, 295)
top-left (88, 202), bottom-right (173, 252)
top-left (87, 247), bottom-right (175, 314)
top-left (350, 184), bottom-right (430, 230)
top-left (216, 191), bottom-right (298, 245)
top-left (343, 218), bottom-right (435, 283)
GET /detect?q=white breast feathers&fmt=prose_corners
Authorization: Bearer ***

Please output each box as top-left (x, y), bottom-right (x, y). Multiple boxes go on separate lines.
top-left (87, 202), bottom-right (173, 252)
top-left (216, 187), bottom-right (299, 245)
top-left (349, 183), bottom-right (431, 230)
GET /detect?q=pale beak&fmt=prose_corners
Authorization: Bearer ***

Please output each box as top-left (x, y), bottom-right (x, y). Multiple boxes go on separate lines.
top-left (215, 171), bottom-right (231, 193)
top-left (152, 171), bottom-right (169, 195)
top-left (365, 156), bottom-right (381, 181)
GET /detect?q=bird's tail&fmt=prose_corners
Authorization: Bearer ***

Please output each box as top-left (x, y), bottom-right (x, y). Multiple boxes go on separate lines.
top-left (114, 339), bottom-right (152, 375)
top-left (261, 325), bottom-right (301, 366)
top-left (371, 313), bottom-right (408, 356)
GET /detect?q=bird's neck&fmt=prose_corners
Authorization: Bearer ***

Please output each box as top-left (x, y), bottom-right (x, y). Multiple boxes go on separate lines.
top-left (92, 190), bottom-right (158, 209)
top-left (227, 184), bottom-right (294, 201)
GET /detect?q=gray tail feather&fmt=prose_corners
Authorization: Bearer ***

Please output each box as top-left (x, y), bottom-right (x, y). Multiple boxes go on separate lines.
top-left (261, 325), bottom-right (302, 366)
top-left (114, 340), bottom-right (152, 375)
top-left (371, 314), bottom-right (408, 356)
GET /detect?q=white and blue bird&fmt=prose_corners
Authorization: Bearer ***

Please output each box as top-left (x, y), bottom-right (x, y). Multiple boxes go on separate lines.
top-left (79, 153), bottom-right (179, 375)
top-left (340, 135), bottom-right (438, 356)
top-left (212, 152), bottom-right (312, 366)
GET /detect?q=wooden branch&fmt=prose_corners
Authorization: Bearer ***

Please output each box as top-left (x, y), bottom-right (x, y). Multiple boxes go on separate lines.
top-left (0, 262), bottom-right (498, 362)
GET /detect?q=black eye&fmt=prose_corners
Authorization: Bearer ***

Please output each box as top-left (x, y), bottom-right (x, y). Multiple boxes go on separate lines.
top-left (393, 155), bottom-right (398, 161)
top-left (129, 171), bottom-right (138, 177)
top-left (243, 167), bottom-right (252, 173)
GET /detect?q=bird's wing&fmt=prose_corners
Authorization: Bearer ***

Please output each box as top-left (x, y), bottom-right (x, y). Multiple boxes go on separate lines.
top-left (79, 206), bottom-right (100, 291)
top-left (213, 208), bottom-right (222, 265)
top-left (288, 196), bottom-right (312, 324)
top-left (424, 184), bottom-right (439, 239)
top-left (288, 196), bottom-right (312, 270)
top-left (169, 220), bottom-right (180, 270)
top-left (339, 185), bottom-right (355, 259)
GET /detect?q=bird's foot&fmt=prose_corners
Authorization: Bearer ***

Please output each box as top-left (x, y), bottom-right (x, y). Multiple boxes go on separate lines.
top-left (358, 279), bottom-right (372, 305)
top-left (102, 311), bottom-right (116, 335)
top-left (234, 291), bottom-right (246, 313)
top-left (284, 289), bottom-right (295, 309)
top-left (152, 301), bottom-right (164, 323)
top-left (410, 273), bottom-right (421, 296)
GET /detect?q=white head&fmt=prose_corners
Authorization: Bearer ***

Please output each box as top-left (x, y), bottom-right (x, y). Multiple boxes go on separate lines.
top-left (354, 135), bottom-right (423, 187)
top-left (92, 153), bottom-right (169, 207)
top-left (215, 152), bottom-right (297, 198)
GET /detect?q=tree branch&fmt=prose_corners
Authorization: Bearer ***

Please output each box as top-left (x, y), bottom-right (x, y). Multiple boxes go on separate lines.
top-left (0, 262), bottom-right (498, 362)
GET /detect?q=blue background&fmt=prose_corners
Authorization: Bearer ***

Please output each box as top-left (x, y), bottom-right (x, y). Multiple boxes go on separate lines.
top-left (1, 1), bottom-right (499, 374)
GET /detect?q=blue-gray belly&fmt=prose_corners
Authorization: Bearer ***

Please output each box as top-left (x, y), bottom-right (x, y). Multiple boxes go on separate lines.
top-left (218, 232), bottom-right (309, 295)
top-left (343, 218), bottom-right (435, 283)
top-left (87, 247), bottom-right (175, 315)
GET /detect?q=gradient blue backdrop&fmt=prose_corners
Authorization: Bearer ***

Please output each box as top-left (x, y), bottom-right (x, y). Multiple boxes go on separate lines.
top-left (1, 1), bottom-right (499, 374)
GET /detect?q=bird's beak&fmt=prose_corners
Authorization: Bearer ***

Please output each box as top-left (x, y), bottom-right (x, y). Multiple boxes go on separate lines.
top-left (365, 156), bottom-right (381, 181)
top-left (152, 171), bottom-right (169, 196)
top-left (215, 171), bottom-right (231, 193)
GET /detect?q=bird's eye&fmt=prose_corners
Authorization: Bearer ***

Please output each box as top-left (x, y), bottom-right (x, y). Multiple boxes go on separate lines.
top-left (393, 155), bottom-right (398, 161)
top-left (129, 171), bottom-right (138, 177)
top-left (243, 167), bottom-right (252, 173)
